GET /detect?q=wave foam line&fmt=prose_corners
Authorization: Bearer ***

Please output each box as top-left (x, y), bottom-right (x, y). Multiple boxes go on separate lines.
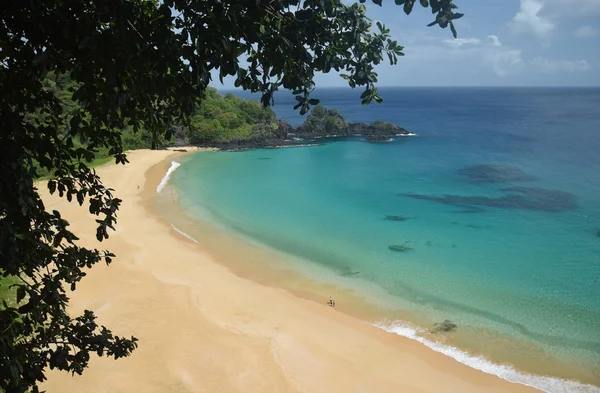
top-left (157, 161), bottom-right (181, 193)
top-left (373, 321), bottom-right (600, 393)
top-left (171, 225), bottom-right (198, 243)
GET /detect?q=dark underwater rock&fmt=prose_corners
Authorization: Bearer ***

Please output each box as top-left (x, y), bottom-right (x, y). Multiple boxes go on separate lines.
top-left (401, 186), bottom-right (577, 213)
top-left (458, 165), bottom-right (538, 183)
top-left (432, 320), bottom-right (457, 333)
top-left (458, 206), bottom-right (485, 214)
top-left (465, 224), bottom-right (493, 229)
top-left (385, 215), bottom-right (410, 222)
top-left (389, 244), bottom-right (413, 252)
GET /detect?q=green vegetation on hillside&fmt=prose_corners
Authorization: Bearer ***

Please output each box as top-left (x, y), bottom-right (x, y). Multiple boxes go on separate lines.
top-left (0, 275), bottom-right (21, 310)
top-left (37, 74), bottom-right (277, 156)
top-left (187, 89), bottom-right (278, 144)
top-left (299, 106), bottom-right (349, 135)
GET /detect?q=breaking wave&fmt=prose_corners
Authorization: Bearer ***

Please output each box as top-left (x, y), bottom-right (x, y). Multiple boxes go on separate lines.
top-left (373, 321), bottom-right (600, 393)
top-left (157, 161), bottom-right (181, 193)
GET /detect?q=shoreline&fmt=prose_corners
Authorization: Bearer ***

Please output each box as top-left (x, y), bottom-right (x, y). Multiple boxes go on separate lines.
top-left (156, 150), bottom-right (600, 392)
top-left (41, 148), bottom-right (548, 393)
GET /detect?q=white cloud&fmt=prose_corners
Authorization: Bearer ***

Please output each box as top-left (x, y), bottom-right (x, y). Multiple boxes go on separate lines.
top-left (528, 58), bottom-right (590, 73)
top-left (487, 35), bottom-right (502, 47)
top-left (485, 50), bottom-right (524, 77)
top-left (574, 25), bottom-right (599, 38)
top-left (511, 0), bottom-right (555, 38)
top-left (442, 37), bottom-right (481, 47)
top-left (511, 0), bottom-right (600, 39)
top-left (432, 33), bottom-right (589, 77)
top-left (483, 50), bottom-right (589, 77)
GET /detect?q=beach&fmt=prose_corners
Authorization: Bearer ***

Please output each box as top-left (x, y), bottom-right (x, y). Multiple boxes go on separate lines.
top-left (40, 148), bottom-right (543, 393)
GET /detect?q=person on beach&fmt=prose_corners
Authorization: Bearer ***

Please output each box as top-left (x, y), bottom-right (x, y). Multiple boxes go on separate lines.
top-left (328, 296), bottom-right (336, 307)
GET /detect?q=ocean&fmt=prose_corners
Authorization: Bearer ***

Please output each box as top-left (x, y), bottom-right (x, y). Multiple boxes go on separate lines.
top-left (162, 87), bottom-right (600, 392)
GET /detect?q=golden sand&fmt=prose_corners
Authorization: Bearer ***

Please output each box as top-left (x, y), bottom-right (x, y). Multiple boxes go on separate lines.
top-left (42, 148), bottom-right (541, 393)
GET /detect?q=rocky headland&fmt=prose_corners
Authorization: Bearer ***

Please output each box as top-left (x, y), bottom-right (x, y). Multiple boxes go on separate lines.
top-left (201, 106), bottom-right (412, 150)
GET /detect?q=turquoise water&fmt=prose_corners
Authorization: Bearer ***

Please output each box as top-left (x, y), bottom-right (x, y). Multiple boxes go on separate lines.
top-left (168, 88), bottom-right (600, 390)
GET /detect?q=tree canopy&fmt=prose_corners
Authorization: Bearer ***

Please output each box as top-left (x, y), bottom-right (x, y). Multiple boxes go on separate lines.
top-left (187, 88), bottom-right (279, 144)
top-left (0, 0), bottom-right (461, 391)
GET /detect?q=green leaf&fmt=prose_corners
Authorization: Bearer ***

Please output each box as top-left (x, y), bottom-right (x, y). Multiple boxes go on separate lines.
top-left (420, 0), bottom-right (429, 7)
top-left (10, 364), bottom-right (19, 383)
top-left (450, 21), bottom-right (457, 38)
top-left (16, 286), bottom-right (26, 303)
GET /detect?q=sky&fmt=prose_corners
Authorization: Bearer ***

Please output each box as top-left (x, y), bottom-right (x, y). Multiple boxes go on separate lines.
top-left (216, 0), bottom-right (600, 88)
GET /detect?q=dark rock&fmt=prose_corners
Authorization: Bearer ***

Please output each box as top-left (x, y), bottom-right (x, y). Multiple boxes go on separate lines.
top-left (295, 106), bottom-right (412, 139)
top-left (365, 120), bottom-right (410, 136)
top-left (348, 122), bottom-right (369, 135)
top-left (385, 215), bottom-right (410, 222)
top-left (389, 244), bottom-right (413, 252)
top-left (295, 106), bottom-right (348, 137)
top-left (193, 105), bottom-right (412, 150)
top-left (432, 320), bottom-right (457, 333)
top-left (366, 135), bottom-right (393, 143)
top-left (458, 165), bottom-right (538, 183)
top-left (276, 119), bottom-right (294, 139)
top-left (209, 138), bottom-right (315, 151)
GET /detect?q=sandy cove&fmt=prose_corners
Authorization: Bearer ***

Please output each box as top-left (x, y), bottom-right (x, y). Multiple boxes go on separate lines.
top-left (41, 149), bottom-right (540, 393)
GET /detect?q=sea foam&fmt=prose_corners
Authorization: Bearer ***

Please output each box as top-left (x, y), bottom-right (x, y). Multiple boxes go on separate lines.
top-left (171, 225), bottom-right (198, 244)
top-left (373, 321), bottom-right (600, 393)
top-left (157, 161), bottom-right (181, 193)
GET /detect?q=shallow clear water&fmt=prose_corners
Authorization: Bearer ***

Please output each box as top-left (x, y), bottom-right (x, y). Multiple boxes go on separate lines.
top-left (170, 88), bottom-right (600, 389)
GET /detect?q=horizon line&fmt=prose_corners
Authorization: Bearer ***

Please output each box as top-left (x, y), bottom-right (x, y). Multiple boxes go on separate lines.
top-left (218, 85), bottom-right (600, 90)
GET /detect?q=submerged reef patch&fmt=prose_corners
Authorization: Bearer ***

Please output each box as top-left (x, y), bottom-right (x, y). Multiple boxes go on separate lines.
top-left (389, 244), bottom-right (414, 252)
top-left (401, 186), bottom-right (577, 213)
top-left (384, 215), bottom-right (411, 222)
top-left (431, 320), bottom-right (458, 333)
top-left (458, 165), bottom-right (538, 184)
